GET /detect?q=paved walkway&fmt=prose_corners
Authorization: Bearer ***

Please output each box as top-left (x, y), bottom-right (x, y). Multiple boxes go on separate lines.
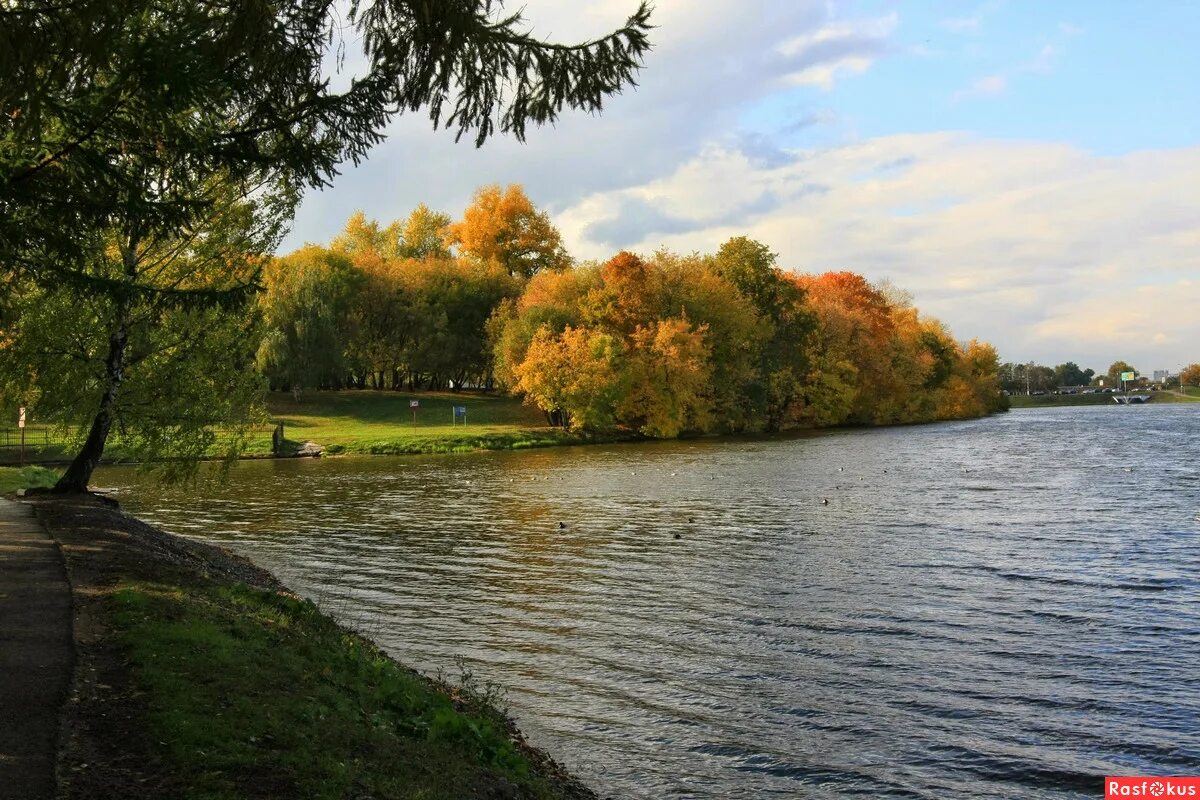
top-left (0, 499), bottom-right (72, 800)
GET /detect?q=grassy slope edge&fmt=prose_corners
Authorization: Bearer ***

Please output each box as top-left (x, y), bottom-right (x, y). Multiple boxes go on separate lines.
top-left (34, 496), bottom-right (595, 800)
top-left (0, 465), bottom-right (58, 493)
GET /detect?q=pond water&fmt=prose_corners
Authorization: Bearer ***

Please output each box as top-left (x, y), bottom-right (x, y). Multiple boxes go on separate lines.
top-left (95, 404), bottom-right (1200, 798)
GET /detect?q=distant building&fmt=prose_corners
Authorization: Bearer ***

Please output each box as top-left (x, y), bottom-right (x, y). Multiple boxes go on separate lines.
top-left (1153, 369), bottom-right (1170, 382)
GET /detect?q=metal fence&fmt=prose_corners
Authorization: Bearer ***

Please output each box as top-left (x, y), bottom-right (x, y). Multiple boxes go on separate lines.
top-left (0, 426), bottom-right (58, 449)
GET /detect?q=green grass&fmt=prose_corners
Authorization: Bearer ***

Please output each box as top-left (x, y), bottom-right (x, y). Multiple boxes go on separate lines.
top-left (1149, 389), bottom-right (1200, 403)
top-left (108, 580), bottom-right (578, 800)
top-left (1009, 390), bottom-right (1200, 408)
top-left (1007, 393), bottom-right (1121, 408)
top-left (1, 391), bottom-right (624, 466)
top-left (0, 465), bottom-right (59, 494)
top-left (257, 390), bottom-right (621, 456)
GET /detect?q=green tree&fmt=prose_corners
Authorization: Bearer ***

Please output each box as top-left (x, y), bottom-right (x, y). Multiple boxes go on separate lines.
top-left (0, 189), bottom-right (272, 486)
top-left (1054, 361), bottom-right (1089, 387)
top-left (257, 247), bottom-right (364, 394)
top-left (1, 1), bottom-right (652, 491)
top-left (1106, 361), bottom-right (1138, 386)
top-left (399, 204), bottom-right (453, 260)
top-left (712, 237), bottom-right (813, 430)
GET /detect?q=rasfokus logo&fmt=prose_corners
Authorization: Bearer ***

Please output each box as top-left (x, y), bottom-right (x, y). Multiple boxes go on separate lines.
top-left (1106, 777), bottom-right (1200, 798)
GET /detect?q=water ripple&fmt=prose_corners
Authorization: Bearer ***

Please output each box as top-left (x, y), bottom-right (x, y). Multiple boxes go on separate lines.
top-left (96, 404), bottom-right (1200, 799)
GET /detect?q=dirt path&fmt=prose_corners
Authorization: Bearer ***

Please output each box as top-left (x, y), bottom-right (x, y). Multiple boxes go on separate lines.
top-left (0, 498), bottom-right (73, 800)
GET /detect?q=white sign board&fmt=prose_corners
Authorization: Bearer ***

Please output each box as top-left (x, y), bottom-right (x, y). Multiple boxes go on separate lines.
top-left (18, 407), bottom-right (25, 428)
top-left (410, 400), bottom-right (420, 408)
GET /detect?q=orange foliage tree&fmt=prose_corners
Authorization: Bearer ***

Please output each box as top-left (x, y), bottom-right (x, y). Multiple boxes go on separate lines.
top-left (1180, 363), bottom-right (1200, 388)
top-left (445, 184), bottom-right (570, 278)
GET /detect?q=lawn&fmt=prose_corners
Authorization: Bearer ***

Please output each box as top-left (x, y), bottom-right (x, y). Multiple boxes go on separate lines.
top-left (1008, 390), bottom-right (1200, 408)
top-left (1007, 393), bottom-right (1121, 408)
top-left (256, 390), bottom-right (610, 456)
top-left (1, 391), bottom-right (617, 465)
top-left (0, 465), bottom-right (59, 494)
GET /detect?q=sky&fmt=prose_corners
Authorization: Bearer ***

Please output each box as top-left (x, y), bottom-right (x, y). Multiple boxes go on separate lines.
top-left (282, 1), bottom-right (1200, 373)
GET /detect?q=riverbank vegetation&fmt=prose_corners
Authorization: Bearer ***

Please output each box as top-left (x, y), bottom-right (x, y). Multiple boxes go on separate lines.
top-left (0, 465), bottom-right (58, 494)
top-left (1008, 389), bottom-right (1200, 408)
top-left (3, 184), bottom-right (1008, 483)
top-left (1, 1), bottom-right (652, 492)
top-left (253, 205), bottom-right (1007, 436)
top-left (256, 391), bottom-right (620, 456)
top-left (36, 495), bottom-right (594, 799)
top-left (1000, 360), bottom-right (1200, 395)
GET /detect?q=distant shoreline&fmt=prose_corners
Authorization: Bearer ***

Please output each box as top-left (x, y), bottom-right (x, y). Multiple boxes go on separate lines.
top-left (1008, 390), bottom-right (1200, 409)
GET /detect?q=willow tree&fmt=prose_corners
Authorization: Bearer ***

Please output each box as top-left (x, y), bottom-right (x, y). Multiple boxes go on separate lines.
top-left (0, 0), bottom-right (652, 491)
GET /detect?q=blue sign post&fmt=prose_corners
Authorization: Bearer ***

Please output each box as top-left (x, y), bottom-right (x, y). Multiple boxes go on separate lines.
top-left (452, 405), bottom-right (467, 426)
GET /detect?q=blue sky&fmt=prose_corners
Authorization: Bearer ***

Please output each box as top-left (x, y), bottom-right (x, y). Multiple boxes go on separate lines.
top-left (285, 1), bottom-right (1200, 372)
top-left (760, 1), bottom-right (1200, 156)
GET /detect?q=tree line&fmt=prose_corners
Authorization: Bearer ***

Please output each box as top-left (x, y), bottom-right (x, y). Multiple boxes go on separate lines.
top-left (1000, 360), bottom-right (1200, 394)
top-left (256, 189), bottom-right (1008, 436)
top-left (1, 0), bottom-right (653, 491)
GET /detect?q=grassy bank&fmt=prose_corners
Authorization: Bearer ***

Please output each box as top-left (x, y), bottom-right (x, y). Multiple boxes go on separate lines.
top-left (36, 496), bottom-right (595, 800)
top-left (0, 465), bottom-right (58, 494)
top-left (1008, 391), bottom-right (1200, 408)
top-left (1, 391), bottom-right (610, 465)
top-left (256, 391), bottom-right (629, 456)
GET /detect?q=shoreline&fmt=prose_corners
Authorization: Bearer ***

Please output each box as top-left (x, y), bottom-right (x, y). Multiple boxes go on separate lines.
top-left (10, 393), bottom-right (1198, 478)
top-left (28, 494), bottom-right (601, 800)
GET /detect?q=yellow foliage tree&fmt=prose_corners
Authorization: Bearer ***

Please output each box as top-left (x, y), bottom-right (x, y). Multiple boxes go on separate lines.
top-left (513, 326), bottom-right (625, 430)
top-left (618, 318), bottom-right (713, 437)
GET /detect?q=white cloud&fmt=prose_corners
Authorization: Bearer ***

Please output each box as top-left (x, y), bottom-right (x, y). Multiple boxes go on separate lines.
top-left (952, 74), bottom-right (1008, 102)
top-left (777, 12), bottom-right (897, 89)
top-left (555, 134), bottom-right (1200, 369)
top-left (283, 0), bottom-right (897, 249)
top-left (1033, 281), bottom-right (1199, 361)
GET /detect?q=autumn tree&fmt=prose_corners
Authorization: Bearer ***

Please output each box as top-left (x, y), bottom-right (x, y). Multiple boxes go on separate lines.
top-left (331, 212), bottom-right (405, 260)
top-left (514, 326), bottom-right (625, 430)
top-left (653, 251), bottom-right (767, 432)
top-left (399, 204), bottom-right (453, 260)
top-left (1179, 363), bottom-right (1200, 388)
top-left (617, 318), bottom-right (713, 437)
top-left (794, 272), bottom-right (898, 425)
top-left (489, 267), bottom-right (598, 389)
top-left (446, 185), bottom-right (571, 278)
top-left (1, 1), bottom-right (651, 491)
top-left (495, 243), bottom-right (1006, 436)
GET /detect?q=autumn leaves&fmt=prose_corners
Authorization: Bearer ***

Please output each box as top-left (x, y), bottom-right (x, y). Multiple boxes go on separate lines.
top-left (255, 184), bottom-right (1008, 437)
